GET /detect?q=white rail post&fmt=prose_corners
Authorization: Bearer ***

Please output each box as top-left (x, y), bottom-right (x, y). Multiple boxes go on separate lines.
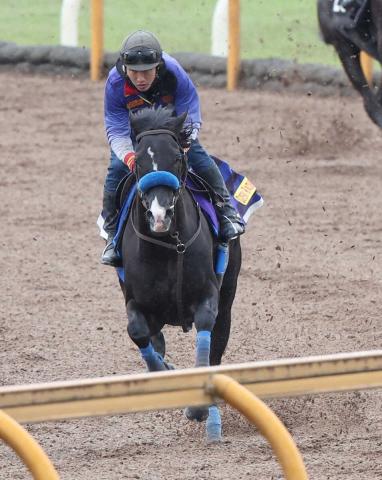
top-left (211, 0), bottom-right (228, 57)
top-left (60, 0), bottom-right (82, 46)
top-left (227, 0), bottom-right (240, 91)
top-left (211, 0), bottom-right (240, 90)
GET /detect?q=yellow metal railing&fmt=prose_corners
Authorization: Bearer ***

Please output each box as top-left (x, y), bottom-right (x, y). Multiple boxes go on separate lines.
top-left (1, 351), bottom-right (381, 479)
top-left (0, 410), bottom-right (59, 479)
top-left (212, 375), bottom-right (308, 480)
top-left (90, 0), bottom-right (103, 81)
top-left (227, 0), bottom-right (240, 91)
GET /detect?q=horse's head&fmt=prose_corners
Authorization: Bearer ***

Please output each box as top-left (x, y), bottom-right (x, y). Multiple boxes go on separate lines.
top-left (130, 107), bottom-right (190, 234)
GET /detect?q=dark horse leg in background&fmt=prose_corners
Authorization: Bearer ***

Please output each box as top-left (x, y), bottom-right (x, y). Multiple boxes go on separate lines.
top-left (317, 0), bottom-right (382, 127)
top-left (373, 1), bottom-right (382, 103)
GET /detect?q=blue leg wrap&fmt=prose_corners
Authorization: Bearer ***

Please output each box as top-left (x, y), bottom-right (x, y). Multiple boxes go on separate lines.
top-left (215, 242), bottom-right (229, 275)
top-left (196, 330), bottom-right (211, 367)
top-left (206, 405), bottom-right (222, 442)
top-left (140, 343), bottom-right (165, 371)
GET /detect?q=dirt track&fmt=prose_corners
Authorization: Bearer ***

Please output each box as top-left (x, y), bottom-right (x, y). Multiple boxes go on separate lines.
top-left (0, 70), bottom-right (381, 479)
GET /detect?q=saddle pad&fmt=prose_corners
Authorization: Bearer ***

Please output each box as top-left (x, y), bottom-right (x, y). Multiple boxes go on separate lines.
top-left (211, 156), bottom-right (263, 223)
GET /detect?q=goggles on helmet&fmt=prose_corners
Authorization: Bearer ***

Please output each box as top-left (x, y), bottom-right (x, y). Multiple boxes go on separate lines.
top-left (121, 49), bottom-right (161, 66)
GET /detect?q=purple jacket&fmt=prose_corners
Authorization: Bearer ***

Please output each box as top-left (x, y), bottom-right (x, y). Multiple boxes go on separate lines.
top-left (104, 52), bottom-right (202, 162)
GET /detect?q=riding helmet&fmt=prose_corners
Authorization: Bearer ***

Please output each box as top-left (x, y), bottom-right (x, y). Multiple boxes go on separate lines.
top-left (119, 30), bottom-right (162, 72)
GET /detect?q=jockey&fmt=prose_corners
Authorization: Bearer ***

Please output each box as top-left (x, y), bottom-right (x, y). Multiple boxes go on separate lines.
top-left (101, 30), bottom-right (244, 267)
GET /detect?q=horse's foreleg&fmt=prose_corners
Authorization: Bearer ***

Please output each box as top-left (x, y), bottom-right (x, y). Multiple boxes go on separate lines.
top-left (185, 294), bottom-right (219, 430)
top-left (193, 295), bottom-right (219, 367)
top-left (205, 242), bottom-right (240, 442)
top-left (126, 300), bottom-right (167, 372)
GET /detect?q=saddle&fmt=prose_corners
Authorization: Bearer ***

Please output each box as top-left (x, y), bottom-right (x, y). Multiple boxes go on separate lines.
top-left (333, 0), bottom-right (378, 58)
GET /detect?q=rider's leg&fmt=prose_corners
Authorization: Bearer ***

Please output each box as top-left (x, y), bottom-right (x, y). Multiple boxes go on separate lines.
top-left (187, 140), bottom-right (244, 242)
top-left (101, 150), bottom-right (130, 266)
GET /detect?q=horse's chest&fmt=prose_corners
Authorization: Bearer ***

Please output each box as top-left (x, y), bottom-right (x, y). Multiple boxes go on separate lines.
top-left (126, 253), bottom-right (212, 308)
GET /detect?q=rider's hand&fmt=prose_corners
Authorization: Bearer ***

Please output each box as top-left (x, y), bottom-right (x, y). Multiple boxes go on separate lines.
top-left (123, 152), bottom-right (136, 171)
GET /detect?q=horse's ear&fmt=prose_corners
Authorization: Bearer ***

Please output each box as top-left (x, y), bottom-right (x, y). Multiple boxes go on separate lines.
top-left (174, 111), bottom-right (188, 132)
top-left (129, 111), bottom-right (144, 136)
top-left (167, 111), bottom-right (187, 136)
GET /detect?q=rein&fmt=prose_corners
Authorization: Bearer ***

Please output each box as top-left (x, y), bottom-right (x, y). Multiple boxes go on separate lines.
top-left (131, 202), bottom-right (202, 332)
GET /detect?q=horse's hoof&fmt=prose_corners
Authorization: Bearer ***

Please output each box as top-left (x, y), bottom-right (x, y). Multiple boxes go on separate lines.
top-left (184, 406), bottom-right (209, 422)
top-left (206, 434), bottom-right (222, 444)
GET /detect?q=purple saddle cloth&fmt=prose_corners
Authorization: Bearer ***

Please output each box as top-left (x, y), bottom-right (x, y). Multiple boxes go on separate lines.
top-left (185, 176), bottom-right (219, 236)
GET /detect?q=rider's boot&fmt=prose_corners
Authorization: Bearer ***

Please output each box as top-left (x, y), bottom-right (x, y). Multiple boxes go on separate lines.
top-left (200, 165), bottom-right (244, 242)
top-left (100, 189), bottom-right (121, 267)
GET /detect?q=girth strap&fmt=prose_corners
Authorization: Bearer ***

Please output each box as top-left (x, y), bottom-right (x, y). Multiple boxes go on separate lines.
top-left (131, 205), bottom-right (202, 332)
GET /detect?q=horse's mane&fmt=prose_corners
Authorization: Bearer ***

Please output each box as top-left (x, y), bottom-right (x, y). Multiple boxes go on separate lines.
top-left (130, 106), bottom-right (192, 147)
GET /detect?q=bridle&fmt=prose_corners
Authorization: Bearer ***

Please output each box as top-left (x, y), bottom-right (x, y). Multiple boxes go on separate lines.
top-left (130, 128), bottom-right (201, 331)
top-left (135, 128), bottom-right (187, 189)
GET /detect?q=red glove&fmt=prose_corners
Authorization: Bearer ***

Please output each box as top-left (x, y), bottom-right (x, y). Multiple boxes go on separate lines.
top-left (123, 152), bottom-right (136, 171)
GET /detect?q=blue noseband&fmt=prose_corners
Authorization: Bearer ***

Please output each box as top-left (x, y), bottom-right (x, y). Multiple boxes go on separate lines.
top-left (137, 171), bottom-right (180, 194)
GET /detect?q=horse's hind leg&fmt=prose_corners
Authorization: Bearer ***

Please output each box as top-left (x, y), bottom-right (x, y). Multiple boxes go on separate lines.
top-left (126, 300), bottom-right (168, 371)
top-left (210, 239), bottom-right (241, 366)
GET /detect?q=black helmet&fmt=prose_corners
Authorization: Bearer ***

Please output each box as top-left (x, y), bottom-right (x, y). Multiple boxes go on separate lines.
top-left (119, 30), bottom-right (162, 71)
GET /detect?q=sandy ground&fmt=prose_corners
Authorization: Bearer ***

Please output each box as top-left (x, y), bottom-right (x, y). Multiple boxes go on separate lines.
top-left (0, 70), bottom-right (381, 479)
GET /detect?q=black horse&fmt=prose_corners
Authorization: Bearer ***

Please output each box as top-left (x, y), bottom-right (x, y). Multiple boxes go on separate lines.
top-left (317, 0), bottom-right (382, 127)
top-left (119, 106), bottom-right (241, 441)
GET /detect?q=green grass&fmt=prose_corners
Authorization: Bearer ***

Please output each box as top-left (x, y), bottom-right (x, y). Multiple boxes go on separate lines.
top-left (0, 0), bottom-right (340, 65)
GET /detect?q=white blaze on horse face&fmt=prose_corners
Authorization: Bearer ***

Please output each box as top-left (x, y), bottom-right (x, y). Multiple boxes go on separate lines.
top-left (150, 196), bottom-right (167, 232)
top-left (147, 146), bottom-right (158, 171)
